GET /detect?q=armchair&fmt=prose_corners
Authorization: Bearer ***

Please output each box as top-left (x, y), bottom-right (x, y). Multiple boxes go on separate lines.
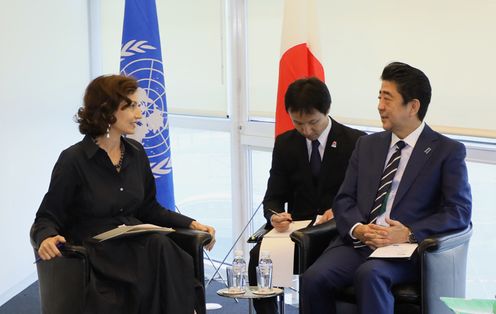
top-left (30, 225), bottom-right (212, 314)
top-left (290, 220), bottom-right (472, 314)
top-left (247, 223), bottom-right (270, 244)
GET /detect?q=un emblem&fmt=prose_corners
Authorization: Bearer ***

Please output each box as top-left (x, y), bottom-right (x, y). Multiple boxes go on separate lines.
top-left (120, 40), bottom-right (172, 177)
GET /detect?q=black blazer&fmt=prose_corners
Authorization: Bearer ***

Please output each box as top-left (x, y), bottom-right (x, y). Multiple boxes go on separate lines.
top-left (263, 118), bottom-right (365, 224)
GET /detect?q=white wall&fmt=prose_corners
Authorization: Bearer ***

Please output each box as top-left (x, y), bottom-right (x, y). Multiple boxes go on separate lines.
top-left (0, 0), bottom-right (90, 305)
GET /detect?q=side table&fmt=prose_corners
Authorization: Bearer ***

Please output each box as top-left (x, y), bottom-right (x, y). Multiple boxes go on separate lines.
top-left (217, 286), bottom-right (285, 314)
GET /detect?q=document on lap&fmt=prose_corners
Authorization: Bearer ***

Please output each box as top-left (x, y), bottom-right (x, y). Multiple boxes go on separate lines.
top-left (368, 243), bottom-right (418, 259)
top-left (261, 220), bottom-right (312, 287)
top-left (93, 224), bottom-right (175, 242)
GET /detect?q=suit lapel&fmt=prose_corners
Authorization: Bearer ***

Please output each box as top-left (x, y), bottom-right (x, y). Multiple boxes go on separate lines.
top-left (318, 118), bottom-right (350, 194)
top-left (392, 125), bottom-right (438, 209)
top-left (365, 132), bottom-right (392, 208)
top-left (318, 119), bottom-right (340, 184)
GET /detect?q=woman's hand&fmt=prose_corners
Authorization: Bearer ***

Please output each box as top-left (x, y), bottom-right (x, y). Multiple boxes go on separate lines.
top-left (38, 235), bottom-right (66, 261)
top-left (190, 221), bottom-right (216, 251)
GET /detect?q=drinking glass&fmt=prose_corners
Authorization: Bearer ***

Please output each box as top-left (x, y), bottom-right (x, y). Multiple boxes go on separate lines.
top-left (256, 265), bottom-right (273, 292)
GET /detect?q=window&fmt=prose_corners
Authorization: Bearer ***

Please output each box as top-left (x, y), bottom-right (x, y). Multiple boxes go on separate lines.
top-left (170, 126), bottom-right (232, 261)
top-left (465, 161), bottom-right (496, 298)
top-left (246, 0), bottom-right (283, 120)
top-left (101, 0), bottom-right (227, 117)
top-left (250, 149), bottom-right (273, 229)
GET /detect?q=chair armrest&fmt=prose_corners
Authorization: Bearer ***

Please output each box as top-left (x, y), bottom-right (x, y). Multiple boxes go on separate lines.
top-left (418, 223), bottom-right (473, 254)
top-left (418, 223), bottom-right (473, 314)
top-left (167, 228), bottom-right (212, 285)
top-left (31, 241), bottom-right (89, 314)
top-left (247, 223), bottom-right (270, 243)
top-left (58, 244), bottom-right (88, 258)
top-left (290, 219), bottom-right (339, 274)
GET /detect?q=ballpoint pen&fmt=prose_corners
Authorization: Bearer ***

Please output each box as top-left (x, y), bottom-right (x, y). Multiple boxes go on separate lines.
top-left (267, 209), bottom-right (293, 222)
top-left (249, 209), bottom-right (294, 241)
top-left (33, 243), bottom-right (65, 264)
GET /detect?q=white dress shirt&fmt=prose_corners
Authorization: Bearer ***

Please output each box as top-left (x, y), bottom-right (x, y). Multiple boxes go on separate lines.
top-left (306, 116), bottom-right (332, 161)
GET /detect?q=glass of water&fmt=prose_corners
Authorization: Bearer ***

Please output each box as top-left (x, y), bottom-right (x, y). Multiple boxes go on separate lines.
top-left (256, 265), bottom-right (273, 292)
top-left (226, 266), bottom-right (244, 293)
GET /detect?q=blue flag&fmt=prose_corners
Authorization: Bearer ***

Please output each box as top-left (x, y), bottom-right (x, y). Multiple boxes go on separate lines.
top-left (120, 0), bottom-right (175, 210)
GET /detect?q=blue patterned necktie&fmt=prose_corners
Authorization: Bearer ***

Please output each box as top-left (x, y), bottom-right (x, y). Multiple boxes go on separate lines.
top-left (310, 139), bottom-right (321, 179)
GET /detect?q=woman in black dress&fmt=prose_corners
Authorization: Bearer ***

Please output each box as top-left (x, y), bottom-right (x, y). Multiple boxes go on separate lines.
top-left (31, 74), bottom-right (216, 314)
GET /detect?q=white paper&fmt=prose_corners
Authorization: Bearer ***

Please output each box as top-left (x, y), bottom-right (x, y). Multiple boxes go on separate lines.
top-left (93, 224), bottom-right (174, 242)
top-left (368, 243), bottom-right (418, 259)
top-left (263, 220), bottom-right (312, 238)
top-left (260, 220), bottom-right (312, 287)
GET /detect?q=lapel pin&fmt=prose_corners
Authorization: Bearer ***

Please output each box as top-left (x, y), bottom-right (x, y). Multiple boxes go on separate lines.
top-left (424, 147), bottom-right (431, 154)
top-left (331, 141), bottom-right (337, 148)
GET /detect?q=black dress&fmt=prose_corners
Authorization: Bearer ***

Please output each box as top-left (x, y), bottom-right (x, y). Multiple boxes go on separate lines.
top-left (32, 135), bottom-right (196, 314)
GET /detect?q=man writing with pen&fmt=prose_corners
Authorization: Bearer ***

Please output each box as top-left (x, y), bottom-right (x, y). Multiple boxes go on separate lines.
top-left (248, 77), bottom-right (365, 314)
top-left (267, 208), bottom-right (293, 231)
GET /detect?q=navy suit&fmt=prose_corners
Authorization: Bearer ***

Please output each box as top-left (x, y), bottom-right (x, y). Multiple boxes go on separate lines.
top-left (301, 124), bottom-right (472, 314)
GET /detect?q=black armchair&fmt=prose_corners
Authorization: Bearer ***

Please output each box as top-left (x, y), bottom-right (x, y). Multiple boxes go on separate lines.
top-left (290, 220), bottom-right (473, 314)
top-left (248, 223), bottom-right (270, 244)
top-left (30, 226), bottom-right (212, 314)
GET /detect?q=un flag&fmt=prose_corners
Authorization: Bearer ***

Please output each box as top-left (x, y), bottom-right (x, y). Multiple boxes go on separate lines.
top-left (120, 0), bottom-right (175, 211)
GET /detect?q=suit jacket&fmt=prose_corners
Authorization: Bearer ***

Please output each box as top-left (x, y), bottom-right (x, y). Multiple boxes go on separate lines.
top-left (333, 124), bottom-right (472, 245)
top-left (263, 118), bottom-right (366, 224)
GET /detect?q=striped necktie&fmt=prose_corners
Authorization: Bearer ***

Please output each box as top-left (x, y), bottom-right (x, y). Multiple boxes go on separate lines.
top-left (368, 140), bottom-right (406, 223)
top-left (353, 140), bottom-right (406, 248)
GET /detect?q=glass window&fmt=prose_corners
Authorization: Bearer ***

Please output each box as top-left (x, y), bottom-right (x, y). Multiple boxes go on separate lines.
top-left (465, 161), bottom-right (496, 298)
top-left (246, 0), bottom-right (283, 120)
top-left (250, 149), bottom-right (273, 229)
top-left (100, 0), bottom-right (227, 117)
top-left (246, 0), bottom-right (496, 138)
top-left (169, 127), bottom-right (232, 262)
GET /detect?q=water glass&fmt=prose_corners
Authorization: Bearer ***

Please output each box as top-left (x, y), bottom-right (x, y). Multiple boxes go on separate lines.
top-left (256, 266), bottom-right (273, 292)
top-left (226, 266), bottom-right (244, 293)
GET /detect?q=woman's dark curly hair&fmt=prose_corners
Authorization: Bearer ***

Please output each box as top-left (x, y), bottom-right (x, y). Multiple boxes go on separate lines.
top-left (76, 75), bottom-right (138, 137)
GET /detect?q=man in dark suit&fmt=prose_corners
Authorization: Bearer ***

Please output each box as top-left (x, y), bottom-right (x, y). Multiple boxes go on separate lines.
top-left (249, 77), bottom-right (365, 314)
top-left (301, 62), bottom-right (472, 314)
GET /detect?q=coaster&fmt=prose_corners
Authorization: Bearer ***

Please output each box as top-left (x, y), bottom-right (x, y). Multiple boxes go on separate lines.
top-left (252, 288), bottom-right (281, 295)
top-left (218, 288), bottom-right (246, 295)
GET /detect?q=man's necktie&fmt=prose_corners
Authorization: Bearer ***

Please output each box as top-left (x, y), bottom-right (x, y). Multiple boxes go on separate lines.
top-left (353, 140), bottom-right (406, 248)
top-left (368, 140), bottom-right (406, 223)
top-left (310, 140), bottom-right (321, 179)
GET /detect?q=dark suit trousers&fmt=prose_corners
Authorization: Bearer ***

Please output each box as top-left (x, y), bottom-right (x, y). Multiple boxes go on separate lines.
top-left (249, 243), bottom-right (279, 314)
top-left (301, 244), bottom-right (419, 314)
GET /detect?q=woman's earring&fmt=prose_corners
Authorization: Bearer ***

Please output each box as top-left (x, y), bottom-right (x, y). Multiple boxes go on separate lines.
top-left (106, 124), bottom-right (111, 138)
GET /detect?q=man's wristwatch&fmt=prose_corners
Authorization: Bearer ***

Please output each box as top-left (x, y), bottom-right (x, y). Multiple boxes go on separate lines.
top-left (408, 230), bottom-right (417, 243)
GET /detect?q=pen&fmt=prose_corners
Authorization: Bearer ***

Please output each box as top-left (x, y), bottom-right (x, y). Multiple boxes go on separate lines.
top-left (33, 243), bottom-right (65, 264)
top-left (267, 209), bottom-right (293, 222)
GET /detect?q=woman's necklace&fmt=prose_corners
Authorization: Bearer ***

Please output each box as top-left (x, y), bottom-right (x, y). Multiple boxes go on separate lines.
top-left (114, 141), bottom-right (125, 172)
